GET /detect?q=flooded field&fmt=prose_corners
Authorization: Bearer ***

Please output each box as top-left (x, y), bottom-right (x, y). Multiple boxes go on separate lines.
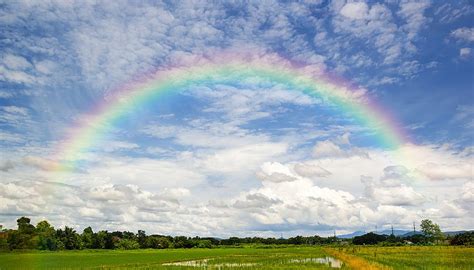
top-left (162, 256), bottom-right (343, 268)
top-left (0, 246), bottom-right (472, 269)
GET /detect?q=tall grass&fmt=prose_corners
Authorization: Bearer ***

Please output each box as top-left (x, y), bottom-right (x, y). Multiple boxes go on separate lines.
top-left (326, 246), bottom-right (474, 270)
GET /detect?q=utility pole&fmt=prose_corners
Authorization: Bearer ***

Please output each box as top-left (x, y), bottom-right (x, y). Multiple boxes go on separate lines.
top-left (413, 221), bottom-right (416, 234)
top-left (391, 224), bottom-right (394, 235)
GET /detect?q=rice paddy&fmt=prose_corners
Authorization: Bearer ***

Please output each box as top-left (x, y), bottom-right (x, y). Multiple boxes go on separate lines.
top-left (0, 246), bottom-right (472, 269)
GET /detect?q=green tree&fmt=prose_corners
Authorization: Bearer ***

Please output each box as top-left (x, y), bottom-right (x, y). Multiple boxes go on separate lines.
top-left (420, 219), bottom-right (444, 243)
top-left (115, 238), bottom-right (140, 249)
top-left (17, 217), bottom-right (35, 234)
top-left (137, 230), bottom-right (147, 248)
top-left (147, 236), bottom-right (171, 249)
top-left (36, 220), bottom-right (57, 250)
top-left (0, 225), bottom-right (8, 250)
top-left (81, 227), bottom-right (94, 249)
top-left (450, 231), bottom-right (474, 246)
top-left (7, 217), bottom-right (37, 249)
top-left (57, 227), bottom-right (82, 250)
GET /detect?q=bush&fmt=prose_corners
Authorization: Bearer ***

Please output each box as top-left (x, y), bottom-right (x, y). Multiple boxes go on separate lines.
top-left (450, 232), bottom-right (474, 246)
top-left (353, 233), bottom-right (387, 245)
top-left (115, 239), bottom-right (140, 250)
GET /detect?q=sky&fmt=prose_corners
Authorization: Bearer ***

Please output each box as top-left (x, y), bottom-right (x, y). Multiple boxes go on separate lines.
top-left (0, 0), bottom-right (473, 237)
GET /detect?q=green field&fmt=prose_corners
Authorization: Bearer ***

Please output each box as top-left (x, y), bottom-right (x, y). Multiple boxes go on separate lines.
top-left (0, 246), bottom-right (472, 269)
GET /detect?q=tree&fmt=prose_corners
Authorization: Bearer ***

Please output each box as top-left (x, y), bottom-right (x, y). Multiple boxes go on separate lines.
top-left (137, 230), bottom-right (147, 248)
top-left (7, 217), bottom-right (37, 249)
top-left (115, 238), bottom-right (140, 250)
top-left (36, 220), bottom-right (57, 250)
top-left (0, 225), bottom-right (8, 250)
top-left (450, 232), bottom-right (474, 246)
top-left (420, 219), bottom-right (444, 243)
top-left (57, 227), bottom-right (82, 250)
top-left (17, 217), bottom-right (35, 234)
top-left (81, 227), bottom-right (94, 249)
top-left (353, 232), bottom-right (387, 245)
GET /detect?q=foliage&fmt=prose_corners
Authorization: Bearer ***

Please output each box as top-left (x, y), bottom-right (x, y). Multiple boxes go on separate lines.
top-left (115, 238), bottom-right (140, 250)
top-left (353, 232), bottom-right (388, 245)
top-left (1, 216), bottom-right (470, 252)
top-left (450, 232), bottom-right (474, 246)
top-left (421, 219), bottom-right (444, 243)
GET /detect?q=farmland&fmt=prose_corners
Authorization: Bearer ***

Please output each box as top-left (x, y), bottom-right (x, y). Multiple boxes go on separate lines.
top-left (0, 246), bottom-right (473, 269)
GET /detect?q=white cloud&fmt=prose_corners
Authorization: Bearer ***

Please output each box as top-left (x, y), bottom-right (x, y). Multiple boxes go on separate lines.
top-left (294, 162), bottom-right (331, 178)
top-left (340, 2), bottom-right (369, 20)
top-left (2, 54), bottom-right (31, 70)
top-left (201, 142), bottom-right (288, 174)
top-left (460, 47), bottom-right (472, 58)
top-left (397, 0), bottom-right (431, 41)
top-left (416, 163), bottom-right (472, 181)
top-left (361, 176), bottom-right (424, 206)
top-left (256, 162), bottom-right (298, 183)
top-left (312, 140), bottom-right (368, 159)
top-left (451, 27), bottom-right (474, 42)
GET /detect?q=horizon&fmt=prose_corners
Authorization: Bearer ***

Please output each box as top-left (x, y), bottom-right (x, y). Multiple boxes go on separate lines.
top-left (1, 1), bottom-right (473, 238)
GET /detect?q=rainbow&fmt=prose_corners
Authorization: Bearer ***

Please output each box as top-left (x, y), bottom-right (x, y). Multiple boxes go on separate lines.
top-left (50, 50), bottom-right (407, 172)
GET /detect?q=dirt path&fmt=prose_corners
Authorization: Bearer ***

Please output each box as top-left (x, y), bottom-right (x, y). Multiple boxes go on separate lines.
top-left (324, 248), bottom-right (392, 270)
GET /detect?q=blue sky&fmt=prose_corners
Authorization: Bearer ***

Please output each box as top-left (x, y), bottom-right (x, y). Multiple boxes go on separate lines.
top-left (0, 1), bottom-right (473, 236)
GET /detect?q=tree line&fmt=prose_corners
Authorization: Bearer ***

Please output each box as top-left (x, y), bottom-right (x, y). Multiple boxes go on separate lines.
top-left (0, 217), bottom-right (472, 251)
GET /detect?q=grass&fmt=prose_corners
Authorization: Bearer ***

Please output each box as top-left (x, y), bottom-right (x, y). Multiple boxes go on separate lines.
top-left (0, 246), bottom-right (472, 269)
top-left (0, 247), bottom-right (344, 269)
top-left (326, 246), bottom-right (474, 270)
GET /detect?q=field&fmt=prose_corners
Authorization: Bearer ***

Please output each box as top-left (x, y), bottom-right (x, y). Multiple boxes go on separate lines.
top-left (0, 246), bottom-right (472, 269)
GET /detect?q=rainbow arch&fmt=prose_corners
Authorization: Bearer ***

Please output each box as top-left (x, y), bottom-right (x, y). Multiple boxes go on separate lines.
top-left (51, 51), bottom-right (407, 172)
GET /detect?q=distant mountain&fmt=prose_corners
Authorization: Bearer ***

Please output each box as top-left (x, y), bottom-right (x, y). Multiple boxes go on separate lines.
top-left (337, 231), bottom-right (366, 239)
top-left (443, 230), bottom-right (470, 236)
top-left (337, 229), bottom-right (472, 239)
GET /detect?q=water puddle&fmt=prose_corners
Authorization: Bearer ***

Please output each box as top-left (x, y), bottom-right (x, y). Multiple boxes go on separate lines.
top-left (288, 257), bottom-right (343, 268)
top-left (162, 259), bottom-right (257, 267)
top-left (162, 256), bottom-right (343, 268)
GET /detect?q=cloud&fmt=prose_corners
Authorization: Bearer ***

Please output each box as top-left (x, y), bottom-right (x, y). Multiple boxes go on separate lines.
top-left (312, 140), bottom-right (368, 159)
top-left (2, 54), bottom-right (32, 70)
top-left (416, 163), bottom-right (472, 181)
top-left (451, 27), bottom-right (474, 42)
top-left (434, 3), bottom-right (474, 24)
top-left (234, 193), bottom-right (282, 209)
top-left (201, 142), bottom-right (288, 174)
top-left (0, 160), bottom-right (15, 172)
top-left (397, 0), bottom-right (431, 41)
top-left (361, 175), bottom-right (424, 206)
top-left (340, 2), bottom-right (369, 20)
top-left (0, 106), bottom-right (35, 133)
top-left (293, 162), bottom-right (331, 178)
top-left (256, 162), bottom-right (298, 183)
top-left (460, 47), bottom-right (472, 58)
top-left (0, 1), bottom-right (473, 235)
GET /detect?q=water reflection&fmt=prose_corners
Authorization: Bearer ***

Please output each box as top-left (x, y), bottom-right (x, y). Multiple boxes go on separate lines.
top-left (288, 257), bottom-right (343, 268)
top-left (162, 256), bottom-right (343, 268)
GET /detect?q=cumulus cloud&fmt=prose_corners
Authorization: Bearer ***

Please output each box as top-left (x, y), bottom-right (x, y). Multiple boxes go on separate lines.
top-left (361, 175), bottom-right (424, 206)
top-left (293, 162), bottom-right (331, 178)
top-left (256, 162), bottom-right (298, 183)
top-left (0, 1), bottom-right (473, 235)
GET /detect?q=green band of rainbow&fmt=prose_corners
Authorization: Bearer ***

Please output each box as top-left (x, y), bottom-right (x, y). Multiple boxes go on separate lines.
top-left (51, 51), bottom-right (407, 172)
